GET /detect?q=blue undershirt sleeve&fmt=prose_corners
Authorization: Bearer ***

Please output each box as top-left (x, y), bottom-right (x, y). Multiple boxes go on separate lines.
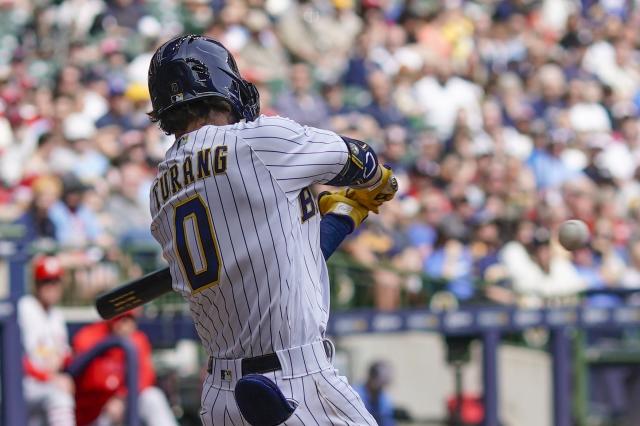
top-left (320, 214), bottom-right (354, 260)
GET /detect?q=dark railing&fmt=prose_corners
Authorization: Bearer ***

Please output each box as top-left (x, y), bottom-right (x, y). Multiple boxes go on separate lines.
top-left (66, 337), bottom-right (140, 426)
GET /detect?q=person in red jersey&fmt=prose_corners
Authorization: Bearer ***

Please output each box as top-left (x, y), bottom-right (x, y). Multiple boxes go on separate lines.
top-left (72, 310), bottom-right (176, 426)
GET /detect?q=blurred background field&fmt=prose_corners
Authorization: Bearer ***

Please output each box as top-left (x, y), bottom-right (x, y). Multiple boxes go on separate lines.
top-left (4, 0), bottom-right (640, 424)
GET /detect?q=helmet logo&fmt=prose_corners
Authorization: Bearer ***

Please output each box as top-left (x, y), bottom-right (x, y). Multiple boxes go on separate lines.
top-left (170, 82), bottom-right (183, 103)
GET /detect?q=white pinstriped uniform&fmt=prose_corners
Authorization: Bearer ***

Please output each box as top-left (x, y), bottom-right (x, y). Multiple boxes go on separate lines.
top-left (149, 115), bottom-right (377, 425)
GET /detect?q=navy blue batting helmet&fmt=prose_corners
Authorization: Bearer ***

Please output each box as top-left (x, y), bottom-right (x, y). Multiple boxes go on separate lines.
top-left (148, 35), bottom-right (260, 122)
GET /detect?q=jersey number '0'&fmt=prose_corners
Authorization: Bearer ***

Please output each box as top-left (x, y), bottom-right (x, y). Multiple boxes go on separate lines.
top-left (173, 194), bottom-right (222, 292)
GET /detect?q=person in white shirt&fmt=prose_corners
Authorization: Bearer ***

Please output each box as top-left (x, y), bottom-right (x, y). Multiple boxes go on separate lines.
top-left (413, 60), bottom-right (483, 139)
top-left (19, 256), bottom-right (75, 426)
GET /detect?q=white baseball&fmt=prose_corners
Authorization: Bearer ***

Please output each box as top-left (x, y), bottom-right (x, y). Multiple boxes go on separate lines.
top-left (558, 219), bottom-right (590, 251)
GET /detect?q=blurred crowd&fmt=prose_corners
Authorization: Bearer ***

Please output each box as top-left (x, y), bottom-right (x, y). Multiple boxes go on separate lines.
top-left (3, 0), bottom-right (640, 308)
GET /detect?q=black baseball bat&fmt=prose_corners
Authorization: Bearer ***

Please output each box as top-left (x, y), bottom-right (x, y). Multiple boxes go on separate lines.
top-left (95, 267), bottom-right (173, 319)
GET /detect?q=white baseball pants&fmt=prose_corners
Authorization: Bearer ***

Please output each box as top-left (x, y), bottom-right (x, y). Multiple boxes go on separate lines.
top-left (24, 377), bottom-right (75, 426)
top-left (200, 341), bottom-right (378, 425)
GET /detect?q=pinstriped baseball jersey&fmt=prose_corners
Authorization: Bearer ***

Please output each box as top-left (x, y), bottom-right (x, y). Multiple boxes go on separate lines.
top-left (149, 115), bottom-right (348, 359)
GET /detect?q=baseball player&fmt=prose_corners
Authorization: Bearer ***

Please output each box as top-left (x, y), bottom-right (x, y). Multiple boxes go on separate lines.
top-left (19, 255), bottom-right (76, 426)
top-left (147, 35), bottom-right (397, 425)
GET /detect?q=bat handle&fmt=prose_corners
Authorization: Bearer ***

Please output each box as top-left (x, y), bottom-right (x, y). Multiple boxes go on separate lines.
top-left (95, 267), bottom-right (172, 319)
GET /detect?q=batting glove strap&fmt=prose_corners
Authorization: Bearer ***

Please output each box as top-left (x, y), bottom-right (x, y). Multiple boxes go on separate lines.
top-left (345, 166), bottom-right (398, 214)
top-left (318, 191), bottom-right (369, 230)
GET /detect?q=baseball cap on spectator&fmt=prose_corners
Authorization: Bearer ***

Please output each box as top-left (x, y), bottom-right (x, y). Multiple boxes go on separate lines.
top-left (12, 185), bottom-right (33, 206)
top-left (333, 0), bottom-right (354, 10)
top-left (137, 15), bottom-right (162, 39)
top-left (108, 79), bottom-right (127, 98)
top-left (0, 64), bottom-right (10, 82)
top-left (18, 103), bottom-right (38, 124)
top-left (473, 140), bottom-right (494, 157)
top-left (125, 82), bottom-right (150, 103)
top-left (361, 0), bottom-right (381, 9)
top-left (612, 102), bottom-right (638, 122)
top-left (245, 9), bottom-right (270, 33)
top-left (119, 129), bottom-right (145, 150)
top-left (549, 128), bottom-right (572, 145)
top-left (470, 210), bottom-right (497, 228)
top-left (529, 119), bottom-right (547, 135)
top-left (33, 255), bottom-right (64, 284)
top-left (0, 100), bottom-right (11, 150)
top-left (586, 133), bottom-right (610, 150)
top-left (1, 84), bottom-right (21, 104)
top-left (61, 173), bottom-right (91, 195)
top-left (412, 161), bottom-right (440, 179)
top-left (438, 216), bottom-right (468, 243)
top-left (11, 47), bottom-right (26, 63)
top-left (100, 38), bottom-right (123, 56)
top-left (107, 307), bottom-right (143, 326)
top-left (63, 113), bottom-right (96, 141)
top-left (532, 227), bottom-right (551, 247)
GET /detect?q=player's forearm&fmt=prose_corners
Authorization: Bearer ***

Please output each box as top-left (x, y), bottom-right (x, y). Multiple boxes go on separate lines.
top-left (320, 215), bottom-right (353, 260)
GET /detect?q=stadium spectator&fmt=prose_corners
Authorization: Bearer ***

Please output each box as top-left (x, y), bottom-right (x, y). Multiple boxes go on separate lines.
top-left (19, 255), bottom-right (75, 426)
top-left (342, 210), bottom-right (405, 311)
top-left (359, 71), bottom-right (408, 128)
top-left (356, 360), bottom-right (396, 426)
top-left (424, 217), bottom-right (475, 302)
top-left (236, 9), bottom-right (290, 83)
top-left (103, 159), bottom-right (153, 243)
top-left (413, 60), bottom-right (483, 139)
top-left (342, 31), bottom-right (377, 89)
top-left (62, 113), bottom-right (110, 182)
top-left (621, 239), bottom-right (640, 289)
top-left (14, 175), bottom-right (61, 244)
top-left (72, 310), bottom-right (177, 426)
top-left (96, 81), bottom-right (137, 131)
top-left (49, 174), bottom-right (107, 248)
top-left (102, 0), bottom-right (149, 31)
top-left (500, 226), bottom-right (585, 305)
top-left (274, 62), bottom-right (330, 128)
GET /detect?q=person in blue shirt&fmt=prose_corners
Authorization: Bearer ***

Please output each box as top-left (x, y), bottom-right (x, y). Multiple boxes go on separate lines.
top-left (358, 72), bottom-right (408, 128)
top-left (355, 361), bottom-right (396, 426)
top-left (48, 174), bottom-right (104, 247)
top-left (526, 130), bottom-right (580, 190)
top-left (424, 217), bottom-right (475, 301)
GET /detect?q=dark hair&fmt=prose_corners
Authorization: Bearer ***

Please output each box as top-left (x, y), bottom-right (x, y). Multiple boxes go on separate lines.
top-left (149, 97), bottom-right (235, 135)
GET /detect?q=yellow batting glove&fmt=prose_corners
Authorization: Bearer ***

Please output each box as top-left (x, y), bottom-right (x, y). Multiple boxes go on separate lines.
top-left (345, 166), bottom-right (398, 214)
top-left (318, 190), bottom-right (369, 230)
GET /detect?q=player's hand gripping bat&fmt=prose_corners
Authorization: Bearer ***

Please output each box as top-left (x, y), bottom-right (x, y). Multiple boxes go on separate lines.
top-left (95, 267), bottom-right (172, 319)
